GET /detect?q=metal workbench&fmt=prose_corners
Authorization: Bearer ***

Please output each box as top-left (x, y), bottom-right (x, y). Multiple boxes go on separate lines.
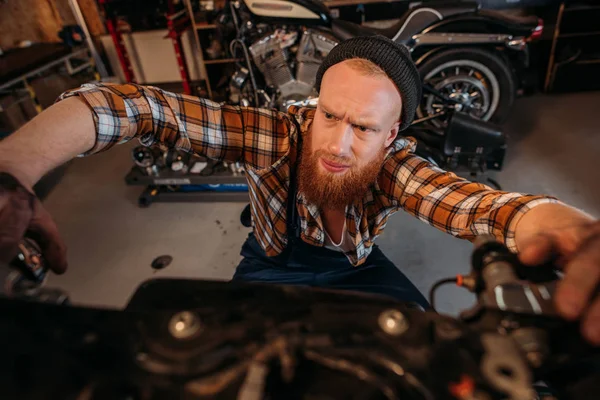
top-left (125, 167), bottom-right (249, 207)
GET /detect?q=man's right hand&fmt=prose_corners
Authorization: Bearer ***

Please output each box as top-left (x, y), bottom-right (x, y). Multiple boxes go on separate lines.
top-left (0, 173), bottom-right (67, 273)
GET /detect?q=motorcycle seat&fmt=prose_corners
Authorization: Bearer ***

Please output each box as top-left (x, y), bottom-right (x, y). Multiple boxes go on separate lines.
top-left (331, 1), bottom-right (478, 43)
top-left (331, 19), bottom-right (377, 41)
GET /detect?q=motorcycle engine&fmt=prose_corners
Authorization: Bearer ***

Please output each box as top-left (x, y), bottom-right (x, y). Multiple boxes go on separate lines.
top-left (248, 29), bottom-right (337, 109)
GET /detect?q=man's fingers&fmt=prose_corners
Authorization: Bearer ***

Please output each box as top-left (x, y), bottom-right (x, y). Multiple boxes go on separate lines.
top-left (582, 295), bottom-right (600, 346)
top-left (27, 199), bottom-right (67, 274)
top-left (518, 234), bottom-right (556, 266)
top-left (555, 232), bottom-right (600, 320)
top-left (0, 190), bottom-right (33, 264)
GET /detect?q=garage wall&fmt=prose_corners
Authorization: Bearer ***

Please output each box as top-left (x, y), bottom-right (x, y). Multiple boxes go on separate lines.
top-left (100, 30), bottom-right (206, 84)
top-left (0, 0), bottom-right (104, 50)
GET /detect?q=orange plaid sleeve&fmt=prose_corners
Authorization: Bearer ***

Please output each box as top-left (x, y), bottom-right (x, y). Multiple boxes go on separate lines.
top-left (57, 83), bottom-right (293, 167)
top-left (380, 138), bottom-right (558, 251)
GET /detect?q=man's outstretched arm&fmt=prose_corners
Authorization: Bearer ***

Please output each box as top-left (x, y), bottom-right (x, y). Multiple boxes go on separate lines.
top-left (382, 138), bottom-right (599, 343)
top-left (0, 82), bottom-right (294, 273)
top-left (381, 138), bottom-right (562, 250)
top-left (0, 83), bottom-right (295, 189)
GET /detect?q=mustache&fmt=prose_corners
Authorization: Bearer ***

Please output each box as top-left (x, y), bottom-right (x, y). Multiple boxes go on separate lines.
top-left (314, 149), bottom-right (355, 166)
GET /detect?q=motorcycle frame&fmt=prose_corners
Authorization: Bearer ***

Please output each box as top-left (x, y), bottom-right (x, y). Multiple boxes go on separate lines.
top-left (408, 13), bottom-right (534, 90)
top-left (230, 2), bottom-right (533, 93)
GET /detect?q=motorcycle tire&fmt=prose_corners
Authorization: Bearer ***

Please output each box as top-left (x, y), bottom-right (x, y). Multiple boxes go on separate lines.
top-left (417, 47), bottom-right (516, 124)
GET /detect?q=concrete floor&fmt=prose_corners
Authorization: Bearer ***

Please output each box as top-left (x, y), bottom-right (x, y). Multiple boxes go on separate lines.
top-left (43, 91), bottom-right (600, 314)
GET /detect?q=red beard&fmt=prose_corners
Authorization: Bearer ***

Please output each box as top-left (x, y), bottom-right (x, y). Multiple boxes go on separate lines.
top-left (297, 130), bottom-right (386, 210)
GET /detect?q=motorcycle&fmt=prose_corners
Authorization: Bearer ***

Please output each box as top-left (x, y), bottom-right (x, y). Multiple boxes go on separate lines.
top-left (218, 0), bottom-right (543, 125)
top-left (2, 235), bottom-right (599, 398)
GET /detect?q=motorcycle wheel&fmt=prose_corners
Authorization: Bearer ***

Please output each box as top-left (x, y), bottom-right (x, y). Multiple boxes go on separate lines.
top-left (417, 47), bottom-right (516, 126)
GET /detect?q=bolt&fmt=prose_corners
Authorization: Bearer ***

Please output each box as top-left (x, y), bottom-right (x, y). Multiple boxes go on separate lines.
top-left (526, 351), bottom-right (544, 369)
top-left (168, 311), bottom-right (202, 340)
top-left (379, 309), bottom-right (409, 336)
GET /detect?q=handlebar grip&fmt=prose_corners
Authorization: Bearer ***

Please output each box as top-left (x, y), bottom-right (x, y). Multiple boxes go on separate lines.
top-left (9, 238), bottom-right (48, 285)
top-left (5, 238), bottom-right (69, 304)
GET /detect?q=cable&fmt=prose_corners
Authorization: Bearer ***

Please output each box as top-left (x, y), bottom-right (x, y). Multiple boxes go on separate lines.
top-left (230, 38), bottom-right (259, 106)
top-left (479, 164), bottom-right (503, 191)
top-left (487, 177), bottom-right (502, 191)
top-left (428, 277), bottom-right (458, 311)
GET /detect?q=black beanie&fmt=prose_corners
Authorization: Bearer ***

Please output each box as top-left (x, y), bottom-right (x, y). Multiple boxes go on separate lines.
top-left (315, 35), bottom-right (421, 131)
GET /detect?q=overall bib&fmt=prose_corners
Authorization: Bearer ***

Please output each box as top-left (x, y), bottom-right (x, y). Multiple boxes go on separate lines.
top-left (232, 132), bottom-right (429, 309)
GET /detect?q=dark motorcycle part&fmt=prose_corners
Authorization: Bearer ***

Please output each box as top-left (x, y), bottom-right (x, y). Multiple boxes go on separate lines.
top-left (422, 84), bottom-right (461, 105)
top-left (132, 146), bottom-right (155, 168)
top-left (486, 177), bottom-right (502, 190)
top-left (443, 112), bottom-right (505, 157)
top-left (132, 146), bottom-right (163, 176)
top-left (478, 9), bottom-right (541, 36)
top-left (9, 238), bottom-right (47, 284)
top-left (231, 66), bottom-right (249, 89)
top-left (464, 235), bottom-right (559, 318)
top-left (330, 2), bottom-right (478, 42)
top-left (2, 230), bottom-right (599, 399)
top-left (1, 277), bottom-right (598, 399)
top-left (163, 149), bottom-right (190, 173)
top-left (418, 47), bottom-right (517, 124)
top-left (6, 238), bottom-right (69, 304)
top-left (200, 159), bottom-right (228, 176)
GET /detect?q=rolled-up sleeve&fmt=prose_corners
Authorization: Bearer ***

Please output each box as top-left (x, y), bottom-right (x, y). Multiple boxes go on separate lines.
top-left (58, 83), bottom-right (173, 155)
top-left (57, 83), bottom-right (290, 163)
top-left (380, 138), bottom-right (558, 251)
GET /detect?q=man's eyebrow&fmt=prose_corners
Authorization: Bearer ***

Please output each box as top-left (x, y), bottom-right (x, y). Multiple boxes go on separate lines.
top-left (349, 116), bottom-right (380, 131)
top-left (319, 104), bottom-right (380, 131)
top-left (319, 104), bottom-right (339, 118)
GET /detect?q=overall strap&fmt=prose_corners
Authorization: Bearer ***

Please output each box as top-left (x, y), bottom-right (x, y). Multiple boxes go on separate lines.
top-left (286, 121), bottom-right (303, 246)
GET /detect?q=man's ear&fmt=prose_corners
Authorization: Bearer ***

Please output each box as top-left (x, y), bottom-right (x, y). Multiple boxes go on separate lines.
top-left (384, 121), bottom-right (400, 147)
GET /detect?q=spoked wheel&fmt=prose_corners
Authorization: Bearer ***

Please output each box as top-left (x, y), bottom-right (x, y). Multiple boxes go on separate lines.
top-left (417, 47), bottom-right (516, 127)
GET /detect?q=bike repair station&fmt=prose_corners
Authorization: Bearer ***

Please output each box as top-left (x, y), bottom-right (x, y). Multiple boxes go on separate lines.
top-left (1, 0), bottom-right (600, 398)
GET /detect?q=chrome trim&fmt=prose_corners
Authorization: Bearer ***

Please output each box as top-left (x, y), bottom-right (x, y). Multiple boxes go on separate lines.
top-left (414, 48), bottom-right (442, 65)
top-left (409, 33), bottom-right (526, 50)
top-left (506, 38), bottom-right (527, 51)
top-left (391, 8), bottom-right (443, 42)
top-left (284, 97), bottom-right (319, 110)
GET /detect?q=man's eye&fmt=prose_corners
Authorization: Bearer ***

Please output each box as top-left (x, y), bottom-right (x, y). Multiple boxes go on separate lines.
top-left (324, 112), bottom-right (334, 120)
top-left (355, 125), bottom-right (369, 132)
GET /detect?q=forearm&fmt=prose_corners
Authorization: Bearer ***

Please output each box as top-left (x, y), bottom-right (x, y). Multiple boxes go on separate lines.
top-left (0, 97), bottom-right (95, 188)
top-left (514, 202), bottom-right (595, 251)
top-left (389, 146), bottom-right (560, 250)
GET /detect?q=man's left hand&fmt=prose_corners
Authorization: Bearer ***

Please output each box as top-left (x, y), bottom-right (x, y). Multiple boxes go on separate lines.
top-left (519, 220), bottom-right (600, 345)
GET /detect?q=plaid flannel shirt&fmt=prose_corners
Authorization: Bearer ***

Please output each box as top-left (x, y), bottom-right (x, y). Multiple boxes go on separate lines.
top-left (58, 83), bottom-right (556, 266)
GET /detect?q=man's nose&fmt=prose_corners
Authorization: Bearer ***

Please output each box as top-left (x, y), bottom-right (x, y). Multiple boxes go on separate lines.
top-left (327, 123), bottom-right (353, 157)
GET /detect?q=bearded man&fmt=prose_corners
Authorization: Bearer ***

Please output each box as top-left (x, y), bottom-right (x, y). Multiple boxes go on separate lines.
top-left (2, 36), bottom-right (600, 343)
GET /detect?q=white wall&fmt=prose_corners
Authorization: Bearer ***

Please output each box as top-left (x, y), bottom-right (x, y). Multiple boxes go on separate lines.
top-left (100, 29), bottom-right (205, 84)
